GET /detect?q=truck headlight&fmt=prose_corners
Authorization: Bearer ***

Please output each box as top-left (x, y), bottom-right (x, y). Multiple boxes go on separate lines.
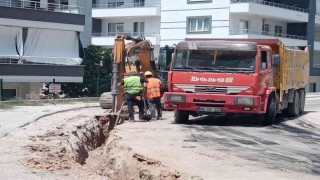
top-left (168, 94), bottom-right (185, 102)
top-left (235, 97), bottom-right (254, 105)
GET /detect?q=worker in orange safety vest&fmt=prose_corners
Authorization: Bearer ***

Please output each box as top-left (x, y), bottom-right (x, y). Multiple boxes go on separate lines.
top-left (144, 71), bottom-right (162, 120)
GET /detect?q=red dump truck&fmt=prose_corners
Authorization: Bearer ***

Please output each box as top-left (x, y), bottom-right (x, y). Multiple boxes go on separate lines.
top-left (164, 39), bottom-right (309, 124)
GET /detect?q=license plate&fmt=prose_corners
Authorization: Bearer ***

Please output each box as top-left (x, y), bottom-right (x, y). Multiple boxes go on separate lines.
top-left (199, 107), bottom-right (221, 113)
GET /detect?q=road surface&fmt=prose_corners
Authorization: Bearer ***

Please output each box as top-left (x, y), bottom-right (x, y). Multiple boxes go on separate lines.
top-left (0, 96), bottom-right (319, 179)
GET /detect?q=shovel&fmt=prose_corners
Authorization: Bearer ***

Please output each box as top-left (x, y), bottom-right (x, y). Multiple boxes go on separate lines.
top-left (142, 88), bottom-right (152, 121)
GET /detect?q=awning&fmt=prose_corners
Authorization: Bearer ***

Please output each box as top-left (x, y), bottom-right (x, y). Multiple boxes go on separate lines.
top-left (23, 28), bottom-right (82, 65)
top-left (0, 26), bottom-right (22, 59)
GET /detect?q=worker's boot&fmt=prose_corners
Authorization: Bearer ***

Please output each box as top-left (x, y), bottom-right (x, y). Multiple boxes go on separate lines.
top-left (157, 109), bottom-right (162, 120)
top-left (129, 116), bottom-right (135, 122)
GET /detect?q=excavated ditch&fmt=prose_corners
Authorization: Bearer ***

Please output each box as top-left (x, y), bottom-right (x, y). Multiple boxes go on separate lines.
top-left (22, 109), bottom-right (187, 180)
top-left (71, 116), bottom-right (185, 180)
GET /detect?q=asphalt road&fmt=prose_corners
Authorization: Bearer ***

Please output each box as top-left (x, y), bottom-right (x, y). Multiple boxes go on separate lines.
top-left (0, 97), bottom-right (319, 179)
top-left (173, 96), bottom-right (320, 177)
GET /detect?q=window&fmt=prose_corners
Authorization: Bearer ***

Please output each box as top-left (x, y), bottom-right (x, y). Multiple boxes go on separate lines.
top-left (108, 2), bottom-right (124, 8)
top-left (187, 0), bottom-right (212, 4)
top-left (108, 23), bottom-right (124, 36)
top-left (309, 83), bottom-right (317, 92)
top-left (260, 51), bottom-right (267, 70)
top-left (3, 89), bottom-right (16, 100)
top-left (133, 22), bottom-right (145, 36)
top-left (262, 24), bottom-right (269, 35)
top-left (134, 0), bottom-right (145, 7)
top-left (275, 25), bottom-right (283, 37)
top-left (60, 0), bottom-right (68, 5)
top-left (239, 20), bottom-right (249, 34)
top-left (313, 51), bottom-right (320, 68)
top-left (187, 16), bottom-right (212, 34)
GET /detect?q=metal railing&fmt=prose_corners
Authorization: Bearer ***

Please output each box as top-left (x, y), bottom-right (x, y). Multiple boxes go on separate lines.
top-left (92, 1), bottom-right (160, 9)
top-left (92, 31), bottom-right (160, 37)
top-left (313, 64), bottom-right (320, 68)
top-left (0, 58), bottom-right (19, 64)
top-left (229, 29), bottom-right (308, 40)
top-left (0, 58), bottom-right (80, 66)
top-left (230, 0), bottom-right (308, 13)
top-left (0, 0), bottom-right (82, 14)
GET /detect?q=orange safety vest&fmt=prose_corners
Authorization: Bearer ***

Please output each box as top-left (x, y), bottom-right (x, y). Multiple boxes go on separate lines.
top-left (146, 78), bottom-right (161, 99)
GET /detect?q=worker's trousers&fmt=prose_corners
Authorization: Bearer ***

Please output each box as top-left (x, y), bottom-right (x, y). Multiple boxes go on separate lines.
top-left (147, 97), bottom-right (162, 119)
top-left (126, 93), bottom-right (144, 119)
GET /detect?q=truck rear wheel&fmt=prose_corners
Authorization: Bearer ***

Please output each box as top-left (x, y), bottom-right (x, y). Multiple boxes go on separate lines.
top-left (174, 110), bottom-right (189, 124)
top-left (258, 95), bottom-right (276, 125)
top-left (299, 89), bottom-right (305, 114)
top-left (285, 90), bottom-right (300, 117)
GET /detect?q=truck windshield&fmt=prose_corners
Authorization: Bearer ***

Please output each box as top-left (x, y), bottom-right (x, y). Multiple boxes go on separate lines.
top-left (172, 49), bottom-right (256, 72)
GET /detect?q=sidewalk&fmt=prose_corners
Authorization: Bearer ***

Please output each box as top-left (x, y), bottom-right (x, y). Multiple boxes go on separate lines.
top-left (0, 102), bottom-right (99, 137)
top-left (306, 92), bottom-right (320, 98)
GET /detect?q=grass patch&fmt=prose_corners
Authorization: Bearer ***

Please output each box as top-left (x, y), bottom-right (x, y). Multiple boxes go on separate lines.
top-left (0, 103), bottom-right (13, 110)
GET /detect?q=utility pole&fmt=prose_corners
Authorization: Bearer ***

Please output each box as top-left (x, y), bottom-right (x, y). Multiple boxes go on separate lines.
top-left (0, 79), bottom-right (3, 102)
top-left (308, 0), bottom-right (316, 75)
top-left (96, 59), bottom-right (103, 97)
top-left (96, 73), bottom-right (100, 97)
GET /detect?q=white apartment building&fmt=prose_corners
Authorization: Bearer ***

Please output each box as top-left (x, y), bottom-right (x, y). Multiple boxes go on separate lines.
top-left (92, 0), bottom-right (161, 52)
top-left (91, 0), bottom-right (320, 92)
top-left (0, 0), bottom-right (86, 100)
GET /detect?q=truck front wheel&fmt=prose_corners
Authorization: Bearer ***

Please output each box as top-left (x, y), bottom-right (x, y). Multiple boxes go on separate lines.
top-left (258, 95), bottom-right (276, 125)
top-left (174, 110), bottom-right (189, 124)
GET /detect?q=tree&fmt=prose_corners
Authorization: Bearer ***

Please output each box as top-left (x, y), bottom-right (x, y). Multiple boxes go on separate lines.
top-left (59, 45), bottom-right (113, 97)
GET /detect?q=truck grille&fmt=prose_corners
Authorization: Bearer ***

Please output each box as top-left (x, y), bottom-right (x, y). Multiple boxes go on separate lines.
top-left (195, 86), bottom-right (227, 93)
top-left (175, 84), bottom-right (249, 94)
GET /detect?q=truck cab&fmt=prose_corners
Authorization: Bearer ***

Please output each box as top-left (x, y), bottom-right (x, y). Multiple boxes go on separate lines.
top-left (164, 39), bottom-right (309, 125)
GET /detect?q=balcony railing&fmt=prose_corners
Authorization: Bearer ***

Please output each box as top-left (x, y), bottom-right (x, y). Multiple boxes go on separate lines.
top-left (230, 29), bottom-right (308, 40)
top-left (92, 1), bottom-right (160, 9)
top-left (92, 32), bottom-right (160, 37)
top-left (230, 0), bottom-right (308, 13)
top-left (314, 64), bottom-right (320, 68)
top-left (0, 0), bottom-right (82, 14)
top-left (0, 58), bottom-right (80, 66)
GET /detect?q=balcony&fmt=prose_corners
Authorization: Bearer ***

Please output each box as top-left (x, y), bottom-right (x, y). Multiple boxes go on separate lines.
top-left (230, 0), bottom-right (308, 22)
top-left (92, 32), bottom-right (161, 46)
top-left (92, 1), bottom-right (160, 18)
top-left (0, 60), bottom-right (84, 83)
top-left (229, 28), bottom-right (312, 47)
top-left (0, 0), bottom-right (82, 14)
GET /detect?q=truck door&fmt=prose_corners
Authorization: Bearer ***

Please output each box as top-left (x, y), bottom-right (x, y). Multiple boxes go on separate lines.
top-left (259, 49), bottom-right (274, 94)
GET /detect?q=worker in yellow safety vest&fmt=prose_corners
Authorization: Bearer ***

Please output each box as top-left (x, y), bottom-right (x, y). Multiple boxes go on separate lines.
top-left (144, 71), bottom-right (162, 120)
top-left (118, 73), bottom-right (147, 121)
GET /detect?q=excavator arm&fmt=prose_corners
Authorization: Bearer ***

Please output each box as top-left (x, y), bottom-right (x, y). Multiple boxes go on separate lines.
top-left (110, 34), bottom-right (157, 114)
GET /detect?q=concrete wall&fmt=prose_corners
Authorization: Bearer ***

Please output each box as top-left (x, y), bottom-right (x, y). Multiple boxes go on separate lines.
top-left (160, 0), bottom-right (230, 46)
top-left (78, 0), bottom-right (92, 47)
top-left (101, 17), bottom-right (160, 35)
top-left (3, 82), bottom-right (42, 99)
top-left (309, 76), bottom-right (320, 92)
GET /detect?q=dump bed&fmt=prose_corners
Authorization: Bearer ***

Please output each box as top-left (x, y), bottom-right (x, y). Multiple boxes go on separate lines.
top-left (277, 43), bottom-right (309, 92)
top-left (185, 38), bottom-right (310, 98)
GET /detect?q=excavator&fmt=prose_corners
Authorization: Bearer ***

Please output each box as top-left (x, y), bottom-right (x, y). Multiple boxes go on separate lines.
top-left (99, 34), bottom-right (157, 129)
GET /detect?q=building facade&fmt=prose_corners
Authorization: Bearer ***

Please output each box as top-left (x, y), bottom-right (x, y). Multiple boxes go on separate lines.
top-left (0, 0), bottom-right (86, 99)
top-left (91, 0), bottom-right (320, 92)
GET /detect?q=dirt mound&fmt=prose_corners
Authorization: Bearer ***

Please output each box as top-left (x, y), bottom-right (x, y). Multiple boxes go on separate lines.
top-left (88, 132), bottom-right (200, 180)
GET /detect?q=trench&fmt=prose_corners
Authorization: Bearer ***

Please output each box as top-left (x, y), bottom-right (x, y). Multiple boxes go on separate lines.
top-left (58, 115), bottom-right (186, 180)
